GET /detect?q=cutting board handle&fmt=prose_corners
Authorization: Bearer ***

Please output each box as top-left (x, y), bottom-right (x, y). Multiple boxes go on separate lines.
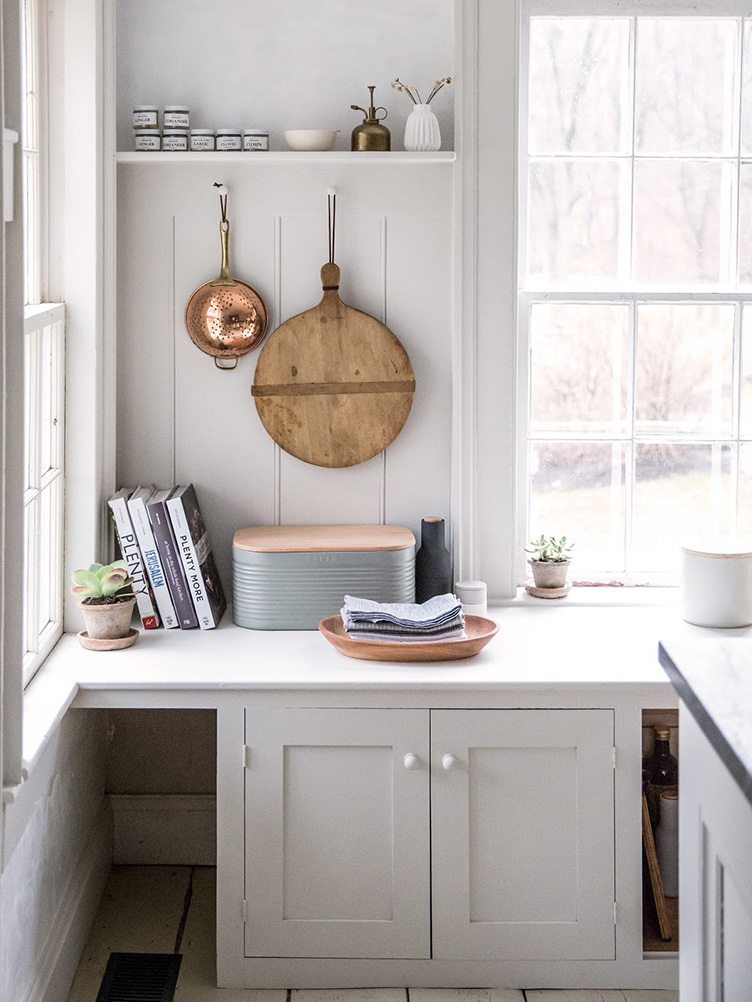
top-left (320, 261), bottom-right (341, 291)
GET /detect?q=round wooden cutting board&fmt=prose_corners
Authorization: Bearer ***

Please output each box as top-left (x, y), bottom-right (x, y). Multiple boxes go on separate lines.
top-left (252, 262), bottom-right (415, 468)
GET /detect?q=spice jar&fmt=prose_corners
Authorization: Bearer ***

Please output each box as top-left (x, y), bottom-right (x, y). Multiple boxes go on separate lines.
top-left (243, 129), bottom-right (269, 152)
top-left (190, 129), bottom-right (215, 152)
top-left (134, 128), bottom-right (161, 152)
top-left (133, 105), bottom-right (158, 129)
top-left (163, 105), bottom-right (190, 129)
top-left (216, 129), bottom-right (242, 152)
top-left (162, 129), bottom-right (188, 152)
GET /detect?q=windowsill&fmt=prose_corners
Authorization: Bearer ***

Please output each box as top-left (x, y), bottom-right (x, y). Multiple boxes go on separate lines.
top-left (500, 585), bottom-right (680, 608)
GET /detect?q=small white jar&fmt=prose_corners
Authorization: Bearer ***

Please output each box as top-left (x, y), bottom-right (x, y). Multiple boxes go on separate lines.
top-left (162, 128), bottom-right (188, 152)
top-left (216, 129), bottom-right (242, 151)
top-left (134, 128), bottom-right (161, 152)
top-left (190, 129), bottom-right (215, 151)
top-left (243, 129), bottom-right (269, 151)
top-left (163, 105), bottom-right (190, 129)
top-left (133, 105), bottom-right (158, 129)
top-left (681, 538), bottom-right (752, 627)
top-left (455, 580), bottom-right (488, 617)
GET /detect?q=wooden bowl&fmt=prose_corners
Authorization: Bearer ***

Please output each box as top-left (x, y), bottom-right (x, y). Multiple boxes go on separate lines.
top-left (318, 614), bottom-right (499, 663)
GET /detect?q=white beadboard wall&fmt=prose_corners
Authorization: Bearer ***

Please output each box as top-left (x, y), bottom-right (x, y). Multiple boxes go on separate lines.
top-left (116, 0), bottom-right (455, 154)
top-left (116, 162), bottom-right (454, 595)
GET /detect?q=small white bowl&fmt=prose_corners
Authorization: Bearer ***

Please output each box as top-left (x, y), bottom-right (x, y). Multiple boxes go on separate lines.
top-left (284, 129), bottom-right (339, 152)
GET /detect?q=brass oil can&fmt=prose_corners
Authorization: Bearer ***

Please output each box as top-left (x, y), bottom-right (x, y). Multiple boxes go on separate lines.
top-left (350, 86), bottom-right (391, 152)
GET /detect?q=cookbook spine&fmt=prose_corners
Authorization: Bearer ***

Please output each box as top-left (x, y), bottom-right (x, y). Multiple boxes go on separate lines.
top-left (166, 495), bottom-right (215, 630)
top-left (107, 495), bottom-right (159, 630)
top-left (128, 495), bottom-right (179, 629)
top-left (148, 500), bottom-right (198, 629)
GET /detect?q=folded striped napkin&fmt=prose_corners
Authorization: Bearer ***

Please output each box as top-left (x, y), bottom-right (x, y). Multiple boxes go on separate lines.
top-left (342, 594), bottom-right (465, 643)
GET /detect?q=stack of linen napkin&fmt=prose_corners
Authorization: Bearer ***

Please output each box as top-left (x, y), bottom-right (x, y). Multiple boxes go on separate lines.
top-left (341, 594), bottom-right (465, 643)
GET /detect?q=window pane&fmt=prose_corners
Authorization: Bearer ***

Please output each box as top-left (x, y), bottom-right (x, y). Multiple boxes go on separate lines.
top-left (738, 443), bottom-right (752, 533)
top-left (741, 306), bottom-right (752, 437)
top-left (23, 495), bottom-right (38, 658)
top-left (741, 20), bottom-right (752, 155)
top-left (636, 18), bottom-right (738, 155)
top-left (530, 303), bottom-right (630, 435)
top-left (528, 159), bottom-right (627, 285)
top-left (635, 304), bottom-right (734, 436)
top-left (738, 164), bottom-right (752, 286)
top-left (530, 442), bottom-right (626, 571)
top-left (632, 443), bottom-right (734, 572)
top-left (633, 160), bottom-right (734, 286)
top-left (528, 17), bottom-right (630, 154)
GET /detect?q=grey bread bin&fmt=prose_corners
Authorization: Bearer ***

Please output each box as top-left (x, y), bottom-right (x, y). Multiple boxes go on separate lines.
top-left (232, 524), bottom-right (416, 630)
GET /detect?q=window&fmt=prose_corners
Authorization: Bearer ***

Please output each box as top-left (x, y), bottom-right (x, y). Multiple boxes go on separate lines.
top-left (22, 0), bottom-right (64, 683)
top-left (521, 11), bottom-right (752, 582)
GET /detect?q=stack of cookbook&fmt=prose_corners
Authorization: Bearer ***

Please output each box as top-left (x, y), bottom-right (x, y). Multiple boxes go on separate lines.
top-left (108, 483), bottom-right (226, 631)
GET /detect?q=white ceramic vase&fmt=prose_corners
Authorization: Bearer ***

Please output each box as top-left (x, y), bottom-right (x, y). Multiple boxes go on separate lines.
top-left (404, 104), bottom-right (441, 152)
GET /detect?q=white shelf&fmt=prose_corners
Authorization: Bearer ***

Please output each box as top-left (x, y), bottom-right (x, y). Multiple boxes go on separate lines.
top-left (116, 150), bottom-right (457, 165)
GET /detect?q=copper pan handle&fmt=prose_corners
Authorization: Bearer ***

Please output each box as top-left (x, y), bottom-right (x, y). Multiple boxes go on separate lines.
top-left (219, 219), bottom-right (230, 281)
top-left (214, 356), bottom-right (238, 370)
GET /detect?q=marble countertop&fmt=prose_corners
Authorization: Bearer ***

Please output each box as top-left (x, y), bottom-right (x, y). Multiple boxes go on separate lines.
top-left (659, 636), bottom-right (752, 808)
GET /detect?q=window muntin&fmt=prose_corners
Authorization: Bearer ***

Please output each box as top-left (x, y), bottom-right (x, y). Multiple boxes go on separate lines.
top-left (22, 0), bottom-right (64, 684)
top-left (522, 14), bottom-right (752, 582)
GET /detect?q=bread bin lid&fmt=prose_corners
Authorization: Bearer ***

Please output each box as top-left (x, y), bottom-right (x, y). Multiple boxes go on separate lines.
top-left (681, 536), bottom-right (752, 559)
top-left (233, 524), bottom-right (415, 553)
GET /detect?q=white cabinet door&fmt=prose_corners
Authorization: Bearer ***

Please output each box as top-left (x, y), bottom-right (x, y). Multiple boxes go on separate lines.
top-left (244, 707), bottom-right (430, 959)
top-left (680, 705), bottom-right (752, 1002)
top-left (431, 709), bottom-right (615, 961)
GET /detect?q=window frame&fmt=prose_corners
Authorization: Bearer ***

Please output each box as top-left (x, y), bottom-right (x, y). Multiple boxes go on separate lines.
top-left (21, 0), bottom-right (65, 686)
top-left (516, 0), bottom-right (752, 585)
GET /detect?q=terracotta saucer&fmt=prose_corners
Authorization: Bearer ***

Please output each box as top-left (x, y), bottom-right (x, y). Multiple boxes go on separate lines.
top-left (525, 582), bottom-right (571, 599)
top-left (77, 627), bottom-right (139, 651)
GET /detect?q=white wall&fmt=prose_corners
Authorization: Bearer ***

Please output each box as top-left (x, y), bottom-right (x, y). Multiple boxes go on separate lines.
top-left (116, 0), bottom-right (455, 153)
top-left (0, 710), bottom-right (111, 1002)
top-left (116, 161), bottom-right (454, 595)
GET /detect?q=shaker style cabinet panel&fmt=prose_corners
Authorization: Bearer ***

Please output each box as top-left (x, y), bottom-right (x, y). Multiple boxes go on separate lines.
top-left (430, 709), bottom-right (616, 961)
top-left (679, 705), bottom-right (752, 1002)
top-left (243, 708), bottom-right (430, 959)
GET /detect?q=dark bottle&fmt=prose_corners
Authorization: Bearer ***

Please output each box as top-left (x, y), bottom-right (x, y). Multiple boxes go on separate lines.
top-left (415, 516), bottom-right (452, 603)
top-left (643, 726), bottom-right (678, 827)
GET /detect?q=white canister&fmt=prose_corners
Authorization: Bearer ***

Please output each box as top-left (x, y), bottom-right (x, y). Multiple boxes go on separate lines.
top-left (163, 105), bottom-right (190, 129)
top-left (162, 129), bottom-right (188, 152)
top-left (655, 788), bottom-right (679, 897)
top-left (243, 129), bottom-right (269, 151)
top-left (216, 129), bottom-right (242, 152)
top-left (133, 105), bottom-right (158, 129)
top-left (681, 538), bottom-right (752, 627)
top-left (134, 128), bottom-right (161, 152)
top-left (455, 580), bottom-right (487, 617)
top-left (190, 129), bottom-right (215, 151)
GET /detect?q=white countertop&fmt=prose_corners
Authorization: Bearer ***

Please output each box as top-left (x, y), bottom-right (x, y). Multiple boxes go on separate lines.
top-left (19, 595), bottom-right (752, 787)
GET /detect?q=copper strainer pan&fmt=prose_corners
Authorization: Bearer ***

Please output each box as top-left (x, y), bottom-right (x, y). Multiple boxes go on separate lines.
top-left (185, 217), bottom-right (268, 370)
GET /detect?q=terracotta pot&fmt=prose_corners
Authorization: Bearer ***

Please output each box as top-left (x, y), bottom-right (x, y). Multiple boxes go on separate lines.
top-left (78, 597), bottom-right (136, 641)
top-left (529, 560), bottom-right (570, 590)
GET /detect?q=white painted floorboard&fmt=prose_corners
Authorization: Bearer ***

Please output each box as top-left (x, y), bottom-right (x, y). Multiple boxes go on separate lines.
top-left (410, 991), bottom-right (524, 1001)
top-left (65, 867), bottom-right (679, 1002)
top-left (66, 866), bottom-right (192, 1002)
top-left (526, 992), bottom-right (679, 1000)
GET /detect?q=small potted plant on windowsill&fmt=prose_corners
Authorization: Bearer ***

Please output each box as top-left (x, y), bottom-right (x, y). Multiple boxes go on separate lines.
top-left (525, 534), bottom-right (574, 598)
top-left (72, 560), bottom-right (138, 650)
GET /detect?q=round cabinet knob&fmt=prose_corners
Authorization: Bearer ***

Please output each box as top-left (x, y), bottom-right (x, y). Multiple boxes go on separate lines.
top-left (442, 753), bottom-right (459, 771)
top-left (403, 753), bottom-right (420, 770)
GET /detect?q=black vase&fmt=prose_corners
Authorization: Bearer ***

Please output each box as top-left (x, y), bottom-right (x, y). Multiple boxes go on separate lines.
top-left (415, 517), bottom-right (452, 603)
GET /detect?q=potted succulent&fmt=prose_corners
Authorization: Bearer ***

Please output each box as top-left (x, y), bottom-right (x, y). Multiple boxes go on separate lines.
top-left (525, 534), bottom-right (574, 593)
top-left (72, 560), bottom-right (137, 649)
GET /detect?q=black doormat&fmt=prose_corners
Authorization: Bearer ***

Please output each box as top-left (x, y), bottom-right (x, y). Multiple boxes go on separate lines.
top-left (95, 952), bottom-right (182, 1001)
